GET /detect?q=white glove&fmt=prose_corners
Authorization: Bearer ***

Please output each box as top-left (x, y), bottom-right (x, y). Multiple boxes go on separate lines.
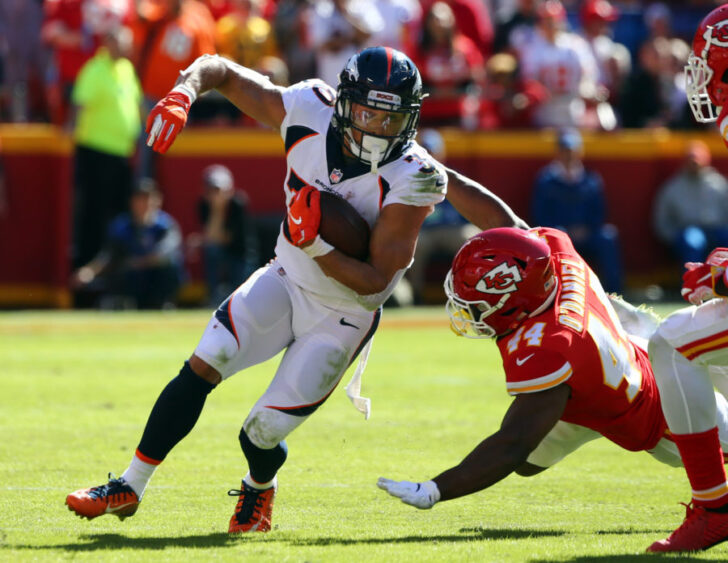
top-left (377, 477), bottom-right (441, 509)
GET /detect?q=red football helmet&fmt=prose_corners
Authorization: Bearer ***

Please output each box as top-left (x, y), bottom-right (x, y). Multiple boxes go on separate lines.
top-left (686, 5), bottom-right (728, 122)
top-left (444, 228), bottom-right (558, 339)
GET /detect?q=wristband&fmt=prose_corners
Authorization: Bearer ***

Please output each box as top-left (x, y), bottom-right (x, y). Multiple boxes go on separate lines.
top-left (301, 235), bottom-right (334, 258)
top-left (171, 84), bottom-right (197, 105)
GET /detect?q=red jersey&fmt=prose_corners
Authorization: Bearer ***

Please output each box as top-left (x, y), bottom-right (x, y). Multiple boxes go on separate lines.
top-left (496, 227), bottom-right (667, 452)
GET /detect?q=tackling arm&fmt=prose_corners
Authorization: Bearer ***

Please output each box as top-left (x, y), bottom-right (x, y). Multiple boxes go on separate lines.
top-left (378, 384), bottom-right (570, 508)
top-left (444, 166), bottom-right (529, 231)
top-left (433, 384), bottom-right (570, 500)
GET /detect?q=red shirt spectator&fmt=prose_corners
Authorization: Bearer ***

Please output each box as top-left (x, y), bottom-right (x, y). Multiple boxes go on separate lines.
top-left (479, 53), bottom-right (547, 129)
top-left (421, 0), bottom-right (492, 55)
top-left (413, 1), bottom-right (484, 128)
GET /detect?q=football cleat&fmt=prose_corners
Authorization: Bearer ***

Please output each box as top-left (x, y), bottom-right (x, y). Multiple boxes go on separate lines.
top-left (66, 473), bottom-right (139, 520)
top-left (647, 502), bottom-right (728, 552)
top-left (227, 480), bottom-right (276, 533)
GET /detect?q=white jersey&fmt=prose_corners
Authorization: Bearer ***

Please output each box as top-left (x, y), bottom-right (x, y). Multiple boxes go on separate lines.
top-left (520, 30), bottom-right (598, 127)
top-left (275, 79), bottom-right (447, 312)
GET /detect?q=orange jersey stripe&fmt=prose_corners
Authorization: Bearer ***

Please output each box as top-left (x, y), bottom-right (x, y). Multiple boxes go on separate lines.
top-left (507, 366), bottom-right (573, 394)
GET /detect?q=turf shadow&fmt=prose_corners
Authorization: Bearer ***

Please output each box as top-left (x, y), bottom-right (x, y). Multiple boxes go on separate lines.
top-left (287, 528), bottom-right (566, 546)
top-left (529, 555), bottom-right (728, 562)
top-left (8, 533), bottom-right (240, 552)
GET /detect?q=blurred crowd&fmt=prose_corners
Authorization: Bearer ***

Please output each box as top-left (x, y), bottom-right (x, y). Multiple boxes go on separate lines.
top-left (1, 0), bottom-right (725, 308)
top-left (0, 0), bottom-right (720, 131)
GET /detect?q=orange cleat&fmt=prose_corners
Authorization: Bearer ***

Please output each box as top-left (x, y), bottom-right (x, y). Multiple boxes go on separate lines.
top-left (647, 502), bottom-right (728, 552)
top-left (66, 473), bottom-right (139, 520)
top-left (227, 481), bottom-right (276, 533)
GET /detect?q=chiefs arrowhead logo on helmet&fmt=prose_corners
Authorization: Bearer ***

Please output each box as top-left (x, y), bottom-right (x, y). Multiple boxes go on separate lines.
top-left (476, 262), bottom-right (522, 295)
top-left (705, 19), bottom-right (728, 47)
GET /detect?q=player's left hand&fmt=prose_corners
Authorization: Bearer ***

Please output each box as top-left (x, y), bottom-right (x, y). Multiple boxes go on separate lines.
top-left (377, 477), bottom-right (440, 509)
top-left (286, 186), bottom-right (321, 247)
top-left (681, 262), bottom-right (726, 305)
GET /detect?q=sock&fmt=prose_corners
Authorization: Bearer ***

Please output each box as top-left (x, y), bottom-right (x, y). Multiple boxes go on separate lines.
top-left (672, 427), bottom-right (728, 509)
top-left (243, 472), bottom-right (277, 490)
top-left (121, 449), bottom-right (161, 499)
top-left (239, 428), bottom-right (288, 485)
top-left (137, 361), bottom-right (216, 462)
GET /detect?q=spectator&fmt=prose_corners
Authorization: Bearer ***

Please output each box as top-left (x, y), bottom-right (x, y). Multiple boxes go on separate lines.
top-left (307, 0), bottom-right (383, 88)
top-left (273, 0), bottom-right (316, 84)
top-left (204, 0), bottom-right (279, 123)
top-left (132, 0), bottom-right (216, 177)
top-left (423, 0), bottom-right (493, 56)
top-left (479, 52), bottom-right (547, 129)
top-left (653, 140), bottom-right (728, 266)
top-left (493, 0), bottom-right (539, 55)
top-left (619, 36), bottom-right (672, 128)
top-left (71, 179), bottom-right (184, 309)
top-left (41, 0), bottom-right (129, 126)
top-left (187, 164), bottom-right (258, 306)
top-left (518, 0), bottom-right (601, 129)
top-left (644, 2), bottom-right (672, 41)
top-left (215, 0), bottom-right (277, 69)
top-left (406, 129), bottom-right (479, 304)
top-left (0, 0), bottom-right (48, 122)
top-left (413, 1), bottom-right (485, 129)
top-left (531, 128), bottom-right (623, 293)
top-left (371, 0), bottom-right (421, 54)
top-left (578, 0), bottom-right (631, 109)
top-left (70, 24), bottom-right (142, 269)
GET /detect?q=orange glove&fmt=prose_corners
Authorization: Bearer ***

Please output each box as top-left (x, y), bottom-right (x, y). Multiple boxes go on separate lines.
top-left (681, 248), bottom-right (728, 305)
top-left (145, 86), bottom-right (195, 153)
top-left (287, 186), bottom-right (322, 247)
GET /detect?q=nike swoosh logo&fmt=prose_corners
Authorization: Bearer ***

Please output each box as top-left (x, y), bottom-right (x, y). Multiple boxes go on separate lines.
top-left (339, 318), bottom-right (359, 329)
top-left (108, 502), bottom-right (136, 513)
top-left (290, 215), bottom-right (303, 225)
top-left (516, 353), bottom-right (535, 366)
top-left (697, 273), bottom-right (713, 284)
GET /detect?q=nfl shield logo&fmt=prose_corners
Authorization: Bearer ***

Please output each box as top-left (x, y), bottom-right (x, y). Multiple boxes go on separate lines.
top-left (329, 168), bottom-right (343, 184)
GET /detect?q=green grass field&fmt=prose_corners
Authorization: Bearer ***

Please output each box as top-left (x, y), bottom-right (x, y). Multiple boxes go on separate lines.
top-left (2, 304), bottom-right (727, 562)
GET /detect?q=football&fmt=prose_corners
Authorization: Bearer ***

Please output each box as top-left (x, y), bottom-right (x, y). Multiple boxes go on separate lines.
top-left (318, 191), bottom-right (371, 261)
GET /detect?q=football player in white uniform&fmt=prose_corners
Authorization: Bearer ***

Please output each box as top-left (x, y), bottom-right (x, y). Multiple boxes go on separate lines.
top-left (638, 4), bottom-right (728, 552)
top-left (64, 46), bottom-right (524, 533)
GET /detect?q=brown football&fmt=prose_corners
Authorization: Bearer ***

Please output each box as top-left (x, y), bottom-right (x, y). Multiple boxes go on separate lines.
top-left (318, 191), bottom-right (371, 261)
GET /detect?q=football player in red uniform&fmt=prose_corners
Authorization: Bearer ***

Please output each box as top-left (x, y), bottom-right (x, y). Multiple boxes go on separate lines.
top-left (686, 5), bottom-right (728, 144)
top-left (377, 227), bottom-right (728, 553)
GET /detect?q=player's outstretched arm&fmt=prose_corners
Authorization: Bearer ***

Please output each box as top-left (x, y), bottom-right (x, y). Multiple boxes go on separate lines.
top-left (443, 165), bottom-right (529, 231)
top-left (378, 384), bottom-right (569, 508)
top-left (146, 54), bottom-right (286, 153)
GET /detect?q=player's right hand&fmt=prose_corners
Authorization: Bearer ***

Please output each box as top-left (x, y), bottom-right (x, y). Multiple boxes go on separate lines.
top-left (681, 262), bottom-right (726, 305)
top-left (145, 87), bottom-right (194, 154)
top-left (377, 477), bottom-right (440, 509)
top-left (286, 186), bottom-right (321, 247)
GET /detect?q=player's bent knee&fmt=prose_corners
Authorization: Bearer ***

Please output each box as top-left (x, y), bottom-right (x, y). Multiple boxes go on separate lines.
top-left (243, 408), bottom-right (293, 449)
top-left (189, 354), bottom-right (223, 385)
